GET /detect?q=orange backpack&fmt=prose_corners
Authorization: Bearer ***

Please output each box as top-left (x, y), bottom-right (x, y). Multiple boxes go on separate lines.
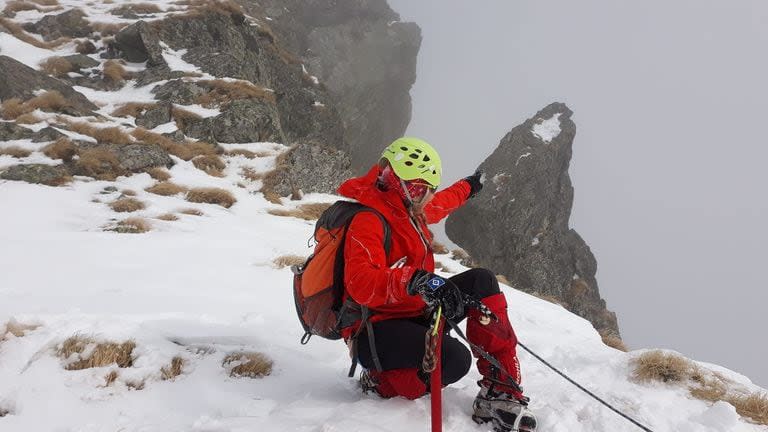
top-left (291, 201), bottom-right (391, 344)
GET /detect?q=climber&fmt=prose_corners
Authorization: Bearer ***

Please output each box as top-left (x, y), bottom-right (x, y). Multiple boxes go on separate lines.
top-left (336, 137), bottom-right (537, 431)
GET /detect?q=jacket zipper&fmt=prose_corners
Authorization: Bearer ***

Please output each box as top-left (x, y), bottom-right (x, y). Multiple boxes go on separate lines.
top-left (407, 213), bottom-right (430, 269)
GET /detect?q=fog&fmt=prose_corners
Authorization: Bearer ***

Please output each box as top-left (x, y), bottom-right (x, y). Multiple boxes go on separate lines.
top-left (387, 0), bottom-right (768, 387)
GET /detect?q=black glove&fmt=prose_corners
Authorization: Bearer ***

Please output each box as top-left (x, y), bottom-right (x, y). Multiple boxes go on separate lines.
top-left (407, 270), bottom-right (465, 320)
top-left (464, 170), bottom-right (484, 199)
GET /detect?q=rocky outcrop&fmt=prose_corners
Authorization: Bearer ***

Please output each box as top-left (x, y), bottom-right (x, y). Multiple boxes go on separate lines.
top-left (24, 9), bottom-right (92, 41)
top-left (262, 142), bottom-right (353, 197)
top-left (0, 56), bottom-right (97, 116)
top-left (243, 0), bottom-right (422, 172)
top-left (446, 103), bottom-right (619, 336)
top-left (0, 164), bottom-right (70, 186)
top-left (0, 122), bottom-right (33, 141)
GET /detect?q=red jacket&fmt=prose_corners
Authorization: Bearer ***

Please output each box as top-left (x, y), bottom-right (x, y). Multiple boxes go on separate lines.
top-left (337, 165), bottom-right (472, 337)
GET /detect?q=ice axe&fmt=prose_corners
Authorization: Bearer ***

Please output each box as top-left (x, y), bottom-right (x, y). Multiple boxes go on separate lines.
top-left (423, 305), bottom-right (445, 432)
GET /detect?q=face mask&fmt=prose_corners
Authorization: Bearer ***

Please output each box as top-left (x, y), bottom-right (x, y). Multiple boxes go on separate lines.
top-left (379, 165), bottom-right (436, 207)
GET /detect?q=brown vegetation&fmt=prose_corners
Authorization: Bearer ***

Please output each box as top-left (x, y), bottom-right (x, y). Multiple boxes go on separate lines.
top-left (730, 392), bottom-right (768, 425)
top-left (111, 217), bottom-right (151, 233)
top-left (14, 112), bottom-right (41, 124)
top-left (225, 149), bottom-right (257, 159)
top-left (76, 39), bottom-right (97, 55)
top-left (0, 17), bottom-right (70, 49)
top-left (186, 187), bottom-right (236, 208)
top-left (156, 213), bottom-right (179, 221)
top-left (103, 60), bottom-right (130, 83)
top-left (222, 352), bottom-right (273, 379)
top-left (131, 128), bottom-right (217, 161)
top-left (111, 102), bottom-right (157, 118)
top-left (1, 91), bottom-right (71, 120)
top-left (109, 197), bottom-right (146, 213)
top-left (273, 254), bottom-right (306, 269)
top-left (91, 22), bottom-right (127, 37)
top-left (121, 189), bottom-right (137, 197)
top-left (67, 121), bottom-right (132, 145)
top-left (171, 105), bottom-right (201, 129)
top-left (145, 181), bottom-right (188, 196)
top-left (267, 203), bottom-right (332, 221)
top-left (191, 154), bottom-right (225, 177)
top-left (145, 166), bottom-right (171, 181)
top-left (240, 167), bottom-right (263, 181)
top-left (431, 240), bottom-right (449, 255)
top-left (161, 356), bottom-right (185, 380)
top-left (110, 2), bottom-right (162, 15)
top-left (195, 79), bottom-right (276, 107)
top-left (43, 138), bottom-right (77, 162)
top-left (0, 146), bottom-right (31, 158)
top-left (57, 336), bottom-right (135, 370)
top-left (39, 56), bottom-right (74, 77)
top-left (104, 370), bottom-right (119, 386)
top-left (74, 148), bottom-right (125, 180)
top-left (177, 0), bottom-right (243, 17)
top-left (179, 208), bottom-right (203, 216)
top-left (450, 249), bottom-right (476, 267)
top-left (631, 351), bottom-right (694, 384)
top-left (3, 0), bottom-right (61, 17)
top-left (2, 319), bottom-right (40, 340)
top-left (600, 331), bottom-right (628, 352)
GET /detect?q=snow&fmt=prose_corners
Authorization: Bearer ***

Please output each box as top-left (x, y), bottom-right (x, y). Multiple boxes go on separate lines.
top-left (174, 103), bottom-right (221, 119)
top-left (531, 113), bottom-right (563, 144)
top-left (160, 42), bottom-right (207, 75)
top-left (0, 33), bottom-right (58, 69)
top-left (516, 152), bottom-right (532, 166)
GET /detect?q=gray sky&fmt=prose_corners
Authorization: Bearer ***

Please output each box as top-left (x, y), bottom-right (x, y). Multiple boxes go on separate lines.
top-left (388, 0), bottom-right (768, 387)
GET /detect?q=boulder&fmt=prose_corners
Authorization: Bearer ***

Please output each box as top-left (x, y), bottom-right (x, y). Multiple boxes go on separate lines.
top-left (446, 103), bottom-right (620, 336)
top-left (113, 21), bottom-right (165, 66)
top-left (26, 9), bottom-right (92, 41)
top-left (75, 143), bottom-right (174, 172)
top-left (0, 164), bottom-right (69, 186)
top-left (135, 102), bottom-right (172, 129)
top-left (182, 99), bottom-right (284, 144)
top-left (0, 121), bottom-right (33, 141)
top-left (263, 142), bottom-right (352, 197)
top-left (0, 56), bottom-right (97, 116)
top-left (152, 79), bottom-right (207, 104)
top-left (62, 54), bottom-right (100, 71)
top-left (31, 127), bottom-right (67, 143)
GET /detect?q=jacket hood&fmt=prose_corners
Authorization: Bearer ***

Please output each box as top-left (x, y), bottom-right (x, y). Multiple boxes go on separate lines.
top-left (337, 165), bottom-right (410, 221)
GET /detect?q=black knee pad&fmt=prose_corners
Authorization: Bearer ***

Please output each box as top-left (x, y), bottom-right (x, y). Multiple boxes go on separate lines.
top-left (440, 337), bottom-right (472, 385)
top-left (469, 268), bottom-right (501, 299)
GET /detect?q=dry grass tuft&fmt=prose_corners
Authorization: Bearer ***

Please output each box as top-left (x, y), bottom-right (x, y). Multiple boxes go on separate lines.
top-left (14, 112), bottom-right (42, 124)
top-left (267, 203), bottom-right (332, 221)
top-left (0, 146), bottom-right (31, 158)
top-left (1, 91), bottom-right (71, 120)
top-left (240, 166), bottom-right (263, 181)
top-left (263, 191), bottom-right (282, 205)
top-left (91, 22), bottom-right (128, 37)
top-left (191, 154), bottom-right (225, 177)
top-left (600, 331), bottom-right (628, 352)
top-left (0, 17), bottom-right (70, 49)
top-left (145, 181), bottom-right (187, 196)
top-left (730, 392), bottom-right (768, 425)
top-left (186, 187), bottom-right (236, 208)
top-left (450, 249), bottom-right (476, 268)
top-left (156, 213), bottom-right (179, 221)
top-left (177, 0), bottom-right (243, 17)
top-left (75, 39), bottom-right (97, 55)
top-left (631, 351), bottom-right (695, 384)
top-left (109, 197), bottom-right (146, 213)
top-left (431, 240), bottom-right (449, 255)
top-left (273, 254), bottom-right (306, 269)
top-left (225, 149), bottom-right (257, 159)
top-left (110, 2), bottom-right (162, 15)
top-left (178, 208), bottom-right (203, 216)
top-left (111, 217), bottom-right (151, 233)
top-left (145, 166), bottom-right (171, 181)
top-left (67, 121), bottom-right (132, 145)
top-left (495, 274), bottom-right (511, 286)
top-left (75, 148), bottom-right (125, 180)
top-left (3, 0), bottom-right (61, 18)
top-left (195, 79), bottom-right (276, 107)
top-left (43, 138), bottom-right (77, 162)
top-left (39, 56), bottom-right (74, 77)
top-left (111, 102), bottom-right (156, 118)
top-left (103, 60), bottom-right (130, 83)
top-left (161, 356), bottom-right (185, 380)
top-left (689, 376), bottom-right (728, 402)
top-left (57, 336), bottom-right (135, 370)
top-left (104, 370), bottom-right (119, 386)
top-left (171, 106), bottom-right (201, 129)
top-left (121, 189), bottom-right (137, 197)
top-left (222, 351), bottom-right (273, 379)
top-left (131, 128), bottom-right (216, 161)
top-left (2, 319), bottom-right (40, 340)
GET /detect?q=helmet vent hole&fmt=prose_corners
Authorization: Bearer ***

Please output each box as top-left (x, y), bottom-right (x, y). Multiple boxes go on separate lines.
top-left (418, 164), bottom-right (425, 168)
top-left (432, 170), bottom-right (436, 174)
top-left (409, 153), bottom-right (419, 159)
top-left (415, 149), bottom-right (423, 153)
top-left (405, 161), bottom-right (414, 166)
top-left (400, 146), bottom-right (408, 151)
top-left (423, 155), bottom-right (431, 162)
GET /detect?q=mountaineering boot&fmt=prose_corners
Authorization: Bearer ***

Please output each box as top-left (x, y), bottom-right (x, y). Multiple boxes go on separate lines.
top-left (472, 384), bottom-right (537, 432)
top-left (359, 368), bottom-right (427, 400)
top-left (467, 293), bottom-right (525, 399)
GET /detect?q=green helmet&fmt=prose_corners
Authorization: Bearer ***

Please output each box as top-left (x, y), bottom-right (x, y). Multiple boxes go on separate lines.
top-left (381, 137), bottom-right (442, 188)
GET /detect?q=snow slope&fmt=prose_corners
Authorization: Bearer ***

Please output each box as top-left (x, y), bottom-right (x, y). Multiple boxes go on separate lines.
top-left (1, 1), bottom-right (767, 431)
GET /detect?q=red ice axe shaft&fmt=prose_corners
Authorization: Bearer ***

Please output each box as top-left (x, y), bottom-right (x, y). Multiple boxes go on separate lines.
top-left (428, 308), bottom-right (446, 432)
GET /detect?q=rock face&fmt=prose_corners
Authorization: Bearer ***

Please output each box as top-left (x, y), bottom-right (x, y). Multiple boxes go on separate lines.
top-left (446, 103), bottom-right (620, 336)
top-left (244, 0), bottom-right (422, 172)
top-left (25, 9), bottom-right (92, 41)
top-left (0, 164), bottom-right (70, 186)
top-left (263, 142), bottom-right (353, 197)
top-left (0, 56), bottom-right (97, 116)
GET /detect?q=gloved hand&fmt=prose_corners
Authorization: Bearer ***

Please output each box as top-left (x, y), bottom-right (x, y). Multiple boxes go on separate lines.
top-left (464, 170), bottom-right (484, 199)
top-left (407, 270), bottom-right (465, 320)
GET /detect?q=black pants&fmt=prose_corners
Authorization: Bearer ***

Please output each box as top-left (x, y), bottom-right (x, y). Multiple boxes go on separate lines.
top-left (357, 268), bottom-right (501, 385)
